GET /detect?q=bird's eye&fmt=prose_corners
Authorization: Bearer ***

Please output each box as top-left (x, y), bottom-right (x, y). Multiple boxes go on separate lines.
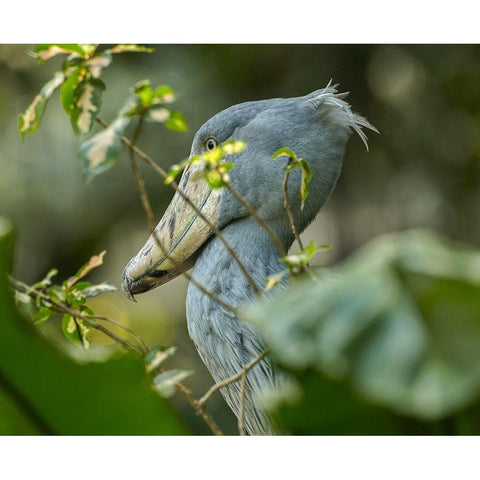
top-left (205, 138), bottom-right (217, 151)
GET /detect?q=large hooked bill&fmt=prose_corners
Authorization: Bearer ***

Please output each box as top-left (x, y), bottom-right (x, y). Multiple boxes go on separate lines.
top-left (121, 162), bottom-right (222, 300)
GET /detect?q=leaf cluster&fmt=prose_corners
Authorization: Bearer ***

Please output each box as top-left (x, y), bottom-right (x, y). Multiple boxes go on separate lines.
top-left (15, 250), bottom-right (116, 347)
top-left (18, 44), bottom-right (153, 139)
top-left (165, 140), bottom-right (246, 189)
top-left (251, 230), bottom-right (480, 434)
top-left (265, 241), bottom-right (330, 291)
top-left (17, 44), bottom-right (188, 183)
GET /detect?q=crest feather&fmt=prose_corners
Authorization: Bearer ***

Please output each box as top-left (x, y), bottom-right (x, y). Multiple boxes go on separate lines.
top-left (306, 80), bottom-right (379, 151)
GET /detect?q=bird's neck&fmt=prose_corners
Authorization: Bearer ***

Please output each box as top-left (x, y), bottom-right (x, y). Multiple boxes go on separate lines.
top-left (187, 216), bottom-right (292, 312)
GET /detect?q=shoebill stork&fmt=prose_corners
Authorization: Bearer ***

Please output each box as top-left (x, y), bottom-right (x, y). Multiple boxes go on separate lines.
top-left (122, 83), bottom-right (376, 435)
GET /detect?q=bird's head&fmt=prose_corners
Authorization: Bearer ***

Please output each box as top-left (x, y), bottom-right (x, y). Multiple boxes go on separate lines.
top-left (122, 83), bottom-right (377, 299)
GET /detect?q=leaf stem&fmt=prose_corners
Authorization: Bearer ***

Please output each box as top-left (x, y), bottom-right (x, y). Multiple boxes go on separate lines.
top-left (128, 116), bottom-right (156, 232)
top-left (174, 382), bottom-right (224, 435)
top-left (282, 168), bottom-right (304, 251)
top-left (197, 349), bottom-right (268, 408)
top-left (238, 370), bottom-right (247, 436)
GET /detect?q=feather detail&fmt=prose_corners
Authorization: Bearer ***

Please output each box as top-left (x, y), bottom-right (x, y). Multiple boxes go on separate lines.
top-left (306, 80), bottom-right (379, 151)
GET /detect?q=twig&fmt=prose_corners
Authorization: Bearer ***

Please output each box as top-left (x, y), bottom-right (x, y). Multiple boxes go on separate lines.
top-left (238, 370), bottom-right (247, 436)
top-left (174, 382), bottom-right (224, 436)
top-left (96, 117), bottom-right (260, 297)
top-left (197, 349), bottom-right (268, 408)
top-left (93, 315), bottom-right (149, 354)
top-left (81, 316), bottom-right (141, 354)
top-left (149, 228), bottom-right (241, 315)
top-left (221, 176), bottom-right (287, 258)
top-left (282, 168), bottom-right (304, 251)
top-left (128, 116), bottom-right (156, 232)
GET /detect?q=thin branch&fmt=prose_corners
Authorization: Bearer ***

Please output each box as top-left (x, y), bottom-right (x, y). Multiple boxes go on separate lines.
top-left (81, 316), bottom-right (142, 354)
top-left (174, 382), bottom-right (223, 436)
top-left (282, 169), bottom-right (304, 251)
top-left (96, 117), bottom-right (260, 297)
top-left (149, 228), bottom-right (241, 315)
top-left (238, 369), bottom-right (247, 436)
top-left (128, 116), bottom-right (156, 232)
top-left (92, 315), bottom-right (149, 354)
top-left (221, 176), bottom-right (287, 258)
top-left (197, 349), bottom-right (268, 408)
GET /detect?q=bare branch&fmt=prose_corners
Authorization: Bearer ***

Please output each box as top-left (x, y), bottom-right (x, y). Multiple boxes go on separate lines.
top-left (128, 116), bottom-right (156, 232)
top-left (174, 382), bottom-right (224, 436)
top-left (93, 314), bottom-right (149, 354)
top-left (238, 369), bottom-right (247, 436)
top-left (221, 176), bottom-right (287, 258)
top-left (197, 349), bottom-right (268, 408)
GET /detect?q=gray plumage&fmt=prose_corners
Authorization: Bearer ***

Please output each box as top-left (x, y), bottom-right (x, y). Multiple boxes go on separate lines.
top-left (182, 83), bottom-right (377, 434)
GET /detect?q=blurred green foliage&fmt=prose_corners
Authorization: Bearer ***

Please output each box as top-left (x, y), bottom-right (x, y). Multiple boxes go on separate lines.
top-left (0, 217), bottom-right (188, 434)
top-left (250, 230), bottom-right (480, 434)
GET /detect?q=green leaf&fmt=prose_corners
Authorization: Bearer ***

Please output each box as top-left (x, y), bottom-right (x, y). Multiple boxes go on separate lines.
top-left (65, 251), bottom-right (106, 288)
top-left (45, 285), bottom-right (66, 303)
top-left (164, 111), bottom-right (188, 132)
top-left (153, 369), bottom-right (194, 398)
top-left (164, 159), bottom-right (189, 185)
top-left (79, 114), bottom-right (131, 181)
top-left (205, 169), bottom-right (225, 189)
top-left (61, 73), bottom-right (105, 135)
top-left (299, 159), bottom-right (312, 210)
top-left (222, 140), bottom-right (246, 155)
top-left (34, 44), bottom-right (86, 64)
top-left (146, 346), bottom-right (177, 373)
top-left (265, 270), bottom-right (288, 292)
top-left (281, 241), bottom-right (325, 269)
top-left (133, 79), bottom-right (154, 107)
top-left (17, 72), bottom-right (65, 139)
top-left (271, 147), bottom-right (297, 161)
top-left (72, 281), bottom-right (93, 291)
top-left (29, 267), bottom-right (58, 292)
top-left (85, 51), bottom-right (112, 78)
top-left (14, 291), bottom-right (31, 305)
top-left (82, 281), bottom-right (117, 297)
top-left (152, 85), bottom-right (176, 104)
top-left (145, 105), bottom-right (171, 123)
top-left (250, 229), bottom-right (480, 429)
top-left (109, 44), bottom-right (154, 54)
top-left (61, 314), bottom-right (90, 347)
top-left (0, 222), bottom-right (187, 434)
top-left (33, 306), bottom-right (54, 325)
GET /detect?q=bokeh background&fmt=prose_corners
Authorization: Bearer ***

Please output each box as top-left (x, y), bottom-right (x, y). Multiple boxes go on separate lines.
top-left (1, 44), bottom-right (480, 434)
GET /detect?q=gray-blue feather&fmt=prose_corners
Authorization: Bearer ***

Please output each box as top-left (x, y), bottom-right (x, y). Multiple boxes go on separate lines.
top-left (185, 83), bottom-right (377, 435)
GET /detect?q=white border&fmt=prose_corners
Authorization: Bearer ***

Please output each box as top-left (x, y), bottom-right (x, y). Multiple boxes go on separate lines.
top-left (1, 0), bottom-right (479, 43)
